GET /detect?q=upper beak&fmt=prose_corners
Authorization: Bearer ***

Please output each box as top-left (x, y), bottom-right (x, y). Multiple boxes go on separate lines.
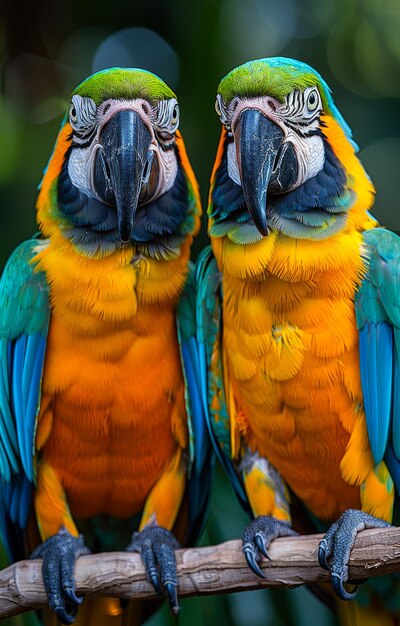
top-left (99, 109), bottom-right (152, 243)
top-left (233, 108), bottom-right (285, 236)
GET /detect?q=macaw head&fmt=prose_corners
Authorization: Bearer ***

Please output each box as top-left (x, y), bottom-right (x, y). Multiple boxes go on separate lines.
top-left (209, 57), bottom-right (374, 243)
top-left (37, 68), bottom-right (200, 258)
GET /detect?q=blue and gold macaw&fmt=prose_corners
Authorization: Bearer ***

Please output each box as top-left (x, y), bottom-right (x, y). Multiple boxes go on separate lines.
top-left (197, 57), bottom-right (400, 624)
top-left (0, 68), bottom-right (213, 625)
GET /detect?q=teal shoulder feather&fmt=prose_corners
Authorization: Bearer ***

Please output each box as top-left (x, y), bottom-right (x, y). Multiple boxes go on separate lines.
top-left (0, 238), bottom-right (50, 560)
top-left (355, 228), bottom-right (400, 487)
top-left (176, 263), bottom-right (214, 543)
top-left (195, 246), bottom-right (249, 511)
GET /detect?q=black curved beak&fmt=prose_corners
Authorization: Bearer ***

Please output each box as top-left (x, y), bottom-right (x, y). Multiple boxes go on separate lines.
top-left (234, 109), bottom-right (285, 236)
top-left (99, 110), bottom-right (152, 243)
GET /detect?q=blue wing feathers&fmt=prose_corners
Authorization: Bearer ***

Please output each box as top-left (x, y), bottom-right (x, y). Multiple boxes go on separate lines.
top-left (376, 323), bottom-right (393, 457)
top-left (358, 323), bottom-right (392, 464)
top-left (0, 340), bottom-right (18, 474)
top-left (12, 336), bottom-right (29, 477)
top-left (181, 339), bottom-right (207, 473)
top-left (22, 334), bottom-right (40, 406)
top-left (176, 266), bottom-right (215, 544)
top-left (25, 335), bottom-right (47, 478)
top-left (181, 336), bottom-right (215, 543)
top-left (0, 239), bottom-right (50, 560)
top-left (392, 329), bottom-right (400, 459)
top-left (356, 228), bottom-right (400, 492)
top-left (196, 246), bottom-right (250, 512)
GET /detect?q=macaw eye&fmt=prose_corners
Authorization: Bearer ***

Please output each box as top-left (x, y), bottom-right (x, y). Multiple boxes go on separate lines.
top-left (171, 103), bottom-right (180, 125)
top-left (69, 104), bottom-right (78, 123)
top-left (306, 89), bottom-right (319, 112)
top-left (155, 98), bottom-right (180, 132)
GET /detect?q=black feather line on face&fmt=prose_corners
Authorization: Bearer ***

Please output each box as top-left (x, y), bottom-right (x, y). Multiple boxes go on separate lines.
top-left (71, 126), bottom-right (97, 149)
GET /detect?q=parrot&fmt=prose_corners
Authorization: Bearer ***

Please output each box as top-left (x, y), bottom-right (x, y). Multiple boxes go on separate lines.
top-left (196, 56), bottom-right (400, 625)
top-left (0, 67), bottom-right (213, 626)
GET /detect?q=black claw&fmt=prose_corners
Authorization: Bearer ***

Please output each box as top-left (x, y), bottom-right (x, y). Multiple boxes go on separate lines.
top-left (255, 533), bottom-right (270, 559)
top-left (148, 569), bottom-right (162, 596)
top-left (243, 545), bottom-right (265, 578)
top-left (165, 582), bottom-right (180, 615)
top-left (126, 525), bottom-right (180, 613)
top-left (30, 528), bottom-right (90, 624)
top-left (332, 573), bottom-right (358, 600)
top-left (319, 509), bottom-right (391, 602)
top-left (63, 587), bottom-right (84, 606)
top-left (55, 606), bottom-right (78, 626)
top-left (318, 543), bottom-right (330, 571)
top-left (242, 516), bottom-right (296, 579)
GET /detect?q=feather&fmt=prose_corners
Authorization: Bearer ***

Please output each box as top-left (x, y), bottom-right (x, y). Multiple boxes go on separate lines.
top-left (196, 246), bottom-right (250, 513)
top-left (356, 229), bottom-right (400, 489)
top-left (358, 323), bottom-right (392, 464)
top-left (176, 266), bottom-right (215, 541)
top-left (392, 329), bottom-right (400, 458)
top-left (0, 239), bottom-right (50, 558)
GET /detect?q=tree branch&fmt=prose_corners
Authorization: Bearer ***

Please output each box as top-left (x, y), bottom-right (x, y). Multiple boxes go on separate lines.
top-left (1, 527), bottom-right (400, 619)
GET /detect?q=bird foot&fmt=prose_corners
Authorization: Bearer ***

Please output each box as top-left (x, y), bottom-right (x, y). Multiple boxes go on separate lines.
top-left (242, 515), bottom-right (298, 578)
top-left (126, 525), bottom-right (181, 614)
top-left (318, 509), bottom-right (391, 600)
top-left (30, 527), bottom-right (91, 624)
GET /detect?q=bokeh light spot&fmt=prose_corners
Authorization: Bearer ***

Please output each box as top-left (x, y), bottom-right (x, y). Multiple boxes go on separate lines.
top-left (4, 54), bottom-right (68, 123)
top-left (58, 27), bottom-right (109, 90)
top-left (360, 138), bottom-right (400, 230)
top-left (0, 98), bottom-right (19, 183)
top-left (92, 28), bottom-right (179, 89)
top-left (356, 12), bottom-right (400, 97)
top-left (219, 0), bottom-right (289, 67)
top-left (328, 5), bottom-right (400, 98)
top-left (256, 0), bottom-right (334, 39)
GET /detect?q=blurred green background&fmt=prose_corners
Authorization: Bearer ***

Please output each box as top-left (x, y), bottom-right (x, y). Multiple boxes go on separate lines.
top-left (1, 0), bottom-right (400, 624)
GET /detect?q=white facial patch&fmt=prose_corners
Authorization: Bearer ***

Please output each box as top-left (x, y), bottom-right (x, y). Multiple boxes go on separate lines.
top-left (285, 132), bottom-right (325, 187)
top-left (68, 144), bottom-right (99, 196)
top-left (222, 94), bottom-right (326, 194)
top-left (227, 141), bottom-right (241, 185)
top-left (67, 96), bottom-right (181, 207)
top-left (227, 127), bottom-right (325, 191)
top-left (152, 142), bottom-right (178, 198)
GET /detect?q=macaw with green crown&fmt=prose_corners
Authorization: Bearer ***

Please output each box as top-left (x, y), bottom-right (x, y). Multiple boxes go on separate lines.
top-left (197, 56), bottom-right (400, 625)
top-left (0, 67), bottom-right (213, 625)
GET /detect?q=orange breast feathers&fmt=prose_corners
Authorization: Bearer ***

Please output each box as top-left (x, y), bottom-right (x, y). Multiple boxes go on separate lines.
top-left (210, 114), bottom-right (396, 523)
top-left (218, 231), bottom-right (394, 523)
top-left (33, 233), bottom-right (190, 523)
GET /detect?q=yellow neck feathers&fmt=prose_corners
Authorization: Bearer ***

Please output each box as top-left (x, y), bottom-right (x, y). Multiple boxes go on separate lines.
top-left (211, 115), bottom-right (376, 286)
top-left (33, 124), bottom-right (197, 339)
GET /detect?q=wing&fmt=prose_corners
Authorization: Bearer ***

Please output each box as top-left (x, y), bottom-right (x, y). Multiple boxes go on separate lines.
top-left (0, 238), bottom-right (50, 560)
top-left (176, 263), bottom-right (215, 544)
top-left (195, 246), bottom-right (251, 514)
top-left (355, 228), bottom-right (400, 491)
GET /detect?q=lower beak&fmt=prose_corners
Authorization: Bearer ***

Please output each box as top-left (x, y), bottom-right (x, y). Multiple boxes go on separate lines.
top-left (234, 108), bottom-right (285, 236)
top-left (99, 110), bottom-right (152, 243)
